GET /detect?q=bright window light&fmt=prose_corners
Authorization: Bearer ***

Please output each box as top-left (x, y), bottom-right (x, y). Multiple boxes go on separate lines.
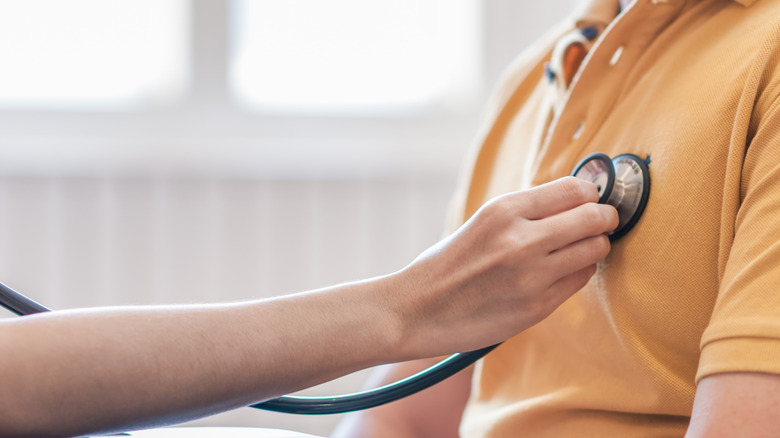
top-left (0, 0), bottom-right (188, 111)
top-left (230, 0), bottom-right (482, 114)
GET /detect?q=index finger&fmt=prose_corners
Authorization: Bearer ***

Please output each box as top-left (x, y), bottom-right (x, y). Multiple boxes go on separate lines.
top-left (513, 177), bottom-right (600, 220)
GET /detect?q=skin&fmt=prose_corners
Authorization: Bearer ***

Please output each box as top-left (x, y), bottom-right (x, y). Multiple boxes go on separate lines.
top-left (0, 176), bottom-right (618, 438)
top-left (686, 373), bottom-right (780, 438)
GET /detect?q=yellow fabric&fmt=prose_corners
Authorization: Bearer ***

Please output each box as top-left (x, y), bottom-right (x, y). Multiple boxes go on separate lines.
top-left (453, 0), bottom-right (780, 436)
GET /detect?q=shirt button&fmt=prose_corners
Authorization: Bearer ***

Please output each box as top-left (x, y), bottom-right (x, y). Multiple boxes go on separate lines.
top-left (580, 26), bottom-right (599, 41)
top-left (610, 46), bottom-right (624, 66)
top-left (573, 122), bottom-right (585, 140)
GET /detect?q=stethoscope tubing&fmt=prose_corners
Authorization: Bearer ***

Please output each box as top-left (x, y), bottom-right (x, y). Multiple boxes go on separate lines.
top-left (254, 344), bottom-right (497, 414)
top-left (0, 282), bottom-right (49, 316)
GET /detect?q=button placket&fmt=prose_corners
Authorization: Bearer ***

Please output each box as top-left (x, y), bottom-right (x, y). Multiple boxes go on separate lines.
top-left (531, 0), bottom-right (689, 186)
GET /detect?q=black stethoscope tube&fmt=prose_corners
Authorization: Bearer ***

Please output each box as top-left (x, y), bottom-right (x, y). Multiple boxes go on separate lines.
top-left (0, 282), bottom-right (49, 316)
top-left (254, 344), bottom-right (497, 414)
top-left (0, 281), bottom-right (497, 415)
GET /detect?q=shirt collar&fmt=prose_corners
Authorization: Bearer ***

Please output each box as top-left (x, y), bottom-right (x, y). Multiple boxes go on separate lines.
top-left (576, 0), bottom-right (758, 24)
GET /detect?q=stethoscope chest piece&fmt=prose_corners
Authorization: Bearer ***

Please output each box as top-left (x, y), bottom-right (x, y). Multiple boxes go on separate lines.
top-left (572, 152), bottom-right (650, 241)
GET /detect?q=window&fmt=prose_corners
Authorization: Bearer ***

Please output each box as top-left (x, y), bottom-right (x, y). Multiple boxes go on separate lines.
top-left (0, 0), bottom-right (188, 110)
top-left (230, 0), bottom-right (482, 114)
top-left (0, 0), bottom-right (503, 179)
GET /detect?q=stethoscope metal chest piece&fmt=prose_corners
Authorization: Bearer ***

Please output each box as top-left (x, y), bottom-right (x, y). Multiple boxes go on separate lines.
top-left (572, 152), bottom-right (651, 241)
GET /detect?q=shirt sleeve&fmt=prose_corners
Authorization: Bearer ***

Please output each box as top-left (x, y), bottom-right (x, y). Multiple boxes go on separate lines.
top-left (697, 94), bottom-right (780, 381)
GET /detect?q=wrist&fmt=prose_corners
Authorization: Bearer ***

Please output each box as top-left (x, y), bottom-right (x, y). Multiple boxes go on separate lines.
top-left (329, 273), bottom-right (413, 366)
top-left (377, 264), bottom-right (443, 362)
top-left (370, 272), bottom-right (416, 363)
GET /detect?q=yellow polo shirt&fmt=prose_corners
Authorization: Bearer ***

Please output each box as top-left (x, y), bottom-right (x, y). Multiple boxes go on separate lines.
top-left (452, 0), bottom-right (780, 436)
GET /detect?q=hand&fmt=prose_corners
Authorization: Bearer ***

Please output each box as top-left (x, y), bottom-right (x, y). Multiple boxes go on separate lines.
top-left (389, 176), bottom-right (619, 359)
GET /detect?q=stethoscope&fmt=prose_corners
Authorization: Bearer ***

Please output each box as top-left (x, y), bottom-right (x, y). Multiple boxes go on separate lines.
top-left (0, 152), bottom-right (650, 415)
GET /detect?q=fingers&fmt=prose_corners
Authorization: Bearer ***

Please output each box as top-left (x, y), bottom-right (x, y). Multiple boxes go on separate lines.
top-left (534, 202), bottom-right (619, 252)
top-left (515, 177), bottom-right (600, 220)
top-left (545, 264), bottom-right (598, 307)
top-left (547, 234), bottom-right (611, 279)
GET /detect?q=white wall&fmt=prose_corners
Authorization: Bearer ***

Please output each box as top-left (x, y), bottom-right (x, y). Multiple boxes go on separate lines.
top-left (0, 1), bottom-right (574, 436)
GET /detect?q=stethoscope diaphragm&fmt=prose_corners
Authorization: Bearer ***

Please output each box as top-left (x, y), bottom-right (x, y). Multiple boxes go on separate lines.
top-left (572, 152), bottom-right (650, 241)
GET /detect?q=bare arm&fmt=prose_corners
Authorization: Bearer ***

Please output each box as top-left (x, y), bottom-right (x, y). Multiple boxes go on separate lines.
top-left (331, 359), bottom-right (472, 438)
top-left (0, 283), bottom-right (404, 438)
top-left (686, 372), bottom-right (780, 438)
top-left (0, 177), bottom-right (617, 437)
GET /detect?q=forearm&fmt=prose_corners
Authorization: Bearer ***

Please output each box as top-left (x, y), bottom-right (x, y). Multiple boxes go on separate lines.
top-left (0, 277), bottom-right (401, 437)
top-left (332, 358), bottom-right (472, 438)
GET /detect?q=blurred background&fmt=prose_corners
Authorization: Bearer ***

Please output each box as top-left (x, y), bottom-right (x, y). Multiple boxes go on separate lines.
top-left (0, 0), bottom-right (572, 435)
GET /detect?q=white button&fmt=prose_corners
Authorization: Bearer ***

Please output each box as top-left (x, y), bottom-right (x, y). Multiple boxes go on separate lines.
top-left (573, 122), bottom-right (585, 140)
top-left (610, 46), bottom-right (624, 66)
